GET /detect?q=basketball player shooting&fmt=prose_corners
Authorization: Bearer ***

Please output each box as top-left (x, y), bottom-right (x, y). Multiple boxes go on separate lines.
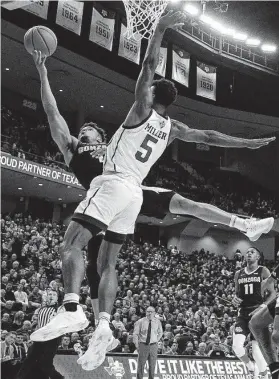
top-left (249, 265), bottom-right (279, 379)
top-left (30, 10), bottom-right (275, 371)
top-left (232, 248), bottom-right (276, 379)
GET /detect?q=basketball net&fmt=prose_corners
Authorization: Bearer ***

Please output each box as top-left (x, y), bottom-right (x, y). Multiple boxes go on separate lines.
top-left (122, 0), bottom-right (169, 41)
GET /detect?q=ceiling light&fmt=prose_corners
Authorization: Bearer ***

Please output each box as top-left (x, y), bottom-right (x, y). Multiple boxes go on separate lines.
top-left (5, 68), bottom-right (10, 71)
top-left (261, 44), bottom-right (277, 53)
top-left (58, 198), bottom-right (62, 201)
top-left (79, 194), bottom-right (83, 197)
top-left (223, 28), bottom-right (235, 36)
top-left (160, 221), bottom-right (163, 223)
top-left (184, 4), bottom-right (199, 16)
top-left (214, 224), bottom-right (217, 227)
top-left (210, 21), bottom-right (226, 34)
top-left (246, 38), bottom-right (261, 47)
top-left (59, 89), bottom-right (63, 92)
top-left (170, 0), bottom-right (180, 3)
top-left (199, 14), bottom-right (212, 25)
top-left (38, 183), bottom-right (43, 186)
top-left (233, 32), bottom-right (247, 41)
top-left (100, 105), bottom-right (104, 108)
top-left (18, 187), bottom-right (22, 190)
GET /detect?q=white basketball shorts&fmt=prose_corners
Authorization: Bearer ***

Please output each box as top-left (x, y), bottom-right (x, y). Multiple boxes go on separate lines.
top-left (72, 173), bottom-right (143, 235)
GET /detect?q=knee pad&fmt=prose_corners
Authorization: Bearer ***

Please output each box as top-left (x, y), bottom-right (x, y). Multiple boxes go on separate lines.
top-left (232, 333), bottom-right (247, 358)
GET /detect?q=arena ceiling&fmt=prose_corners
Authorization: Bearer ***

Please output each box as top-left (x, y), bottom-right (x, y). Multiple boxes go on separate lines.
top-left (2, 20), bottom-right (279, 139)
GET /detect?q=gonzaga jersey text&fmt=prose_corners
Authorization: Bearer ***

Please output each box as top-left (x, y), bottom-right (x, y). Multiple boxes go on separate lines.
top-left (104, 109), bottom-right (171, 184)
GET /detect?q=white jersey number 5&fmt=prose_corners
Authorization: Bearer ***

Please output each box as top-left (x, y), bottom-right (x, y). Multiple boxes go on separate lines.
top-left (135, 135), bottom-right (158, 163)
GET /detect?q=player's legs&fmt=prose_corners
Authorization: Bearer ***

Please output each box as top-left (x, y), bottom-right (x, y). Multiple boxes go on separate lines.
top-left (169, 193), bottom-right (274, 241)
top-left (233, 317), bottom-right (255, 373)
top-left (249, 302), bottom-right (279, 379)
top-left (78, 189), bottom-right (142, 370)
top-left (249, 305), bottom-right (276, 365)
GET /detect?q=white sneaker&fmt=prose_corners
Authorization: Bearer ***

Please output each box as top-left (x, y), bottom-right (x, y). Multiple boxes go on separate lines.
top-left (244, 217), bottom-right (274, 241)
top-left (106, 336), bottom-right (120, 352)
top-left (30, 304), bottom-right (89, 342)
top-left (77, 322), bottom-right (112, 371)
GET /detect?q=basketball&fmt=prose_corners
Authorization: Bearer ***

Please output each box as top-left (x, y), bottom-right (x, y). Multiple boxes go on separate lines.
top-left (24, 26), bottom-right (57, 57)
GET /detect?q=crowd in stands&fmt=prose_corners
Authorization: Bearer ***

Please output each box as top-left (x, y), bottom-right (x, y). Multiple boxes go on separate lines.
top-left (1, 213), bottom-right (278, 367)
top-left (2, 105), bottom-right (278, 218)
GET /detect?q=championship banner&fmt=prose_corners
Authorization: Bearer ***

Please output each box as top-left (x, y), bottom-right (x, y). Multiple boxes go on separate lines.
top-left (89, 4), bottom-right (115, 51)
top-left (56, 0), bottom-right (84, 35)
top-left (155, 46), bottom-right (167, 77)
top-left (118, 24), bottom-right (141, 65)
top-left (23, 0), bottom-right (49, 19)
top-left (0, 152), bottom-right (82, 189)
top-left (172, 46), bottom-right (190, 87)
top-left (196, 61), bottom-right (217, 101)
top-left (54, 353), bottom-right (249, 379)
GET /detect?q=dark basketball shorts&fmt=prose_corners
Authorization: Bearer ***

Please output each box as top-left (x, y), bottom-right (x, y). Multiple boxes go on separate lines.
top-left (235, 307), bottom-right (261, 338)
top-left (268, 296), bottom-right (278, 319)
top-left (141, 187), bottom-right (175, 219)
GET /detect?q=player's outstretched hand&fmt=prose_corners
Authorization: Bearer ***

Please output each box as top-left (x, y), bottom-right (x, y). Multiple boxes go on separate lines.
top-left (32, 50), bottom-right (47, 76)
top-left (249, 303), bottom-right (267, 317)
top-left (231, 295), bottom-right (243, 307)
top-left (158, 10), bottom-right (186, 32)
top-left (246, 136), bottom-right (276, 149)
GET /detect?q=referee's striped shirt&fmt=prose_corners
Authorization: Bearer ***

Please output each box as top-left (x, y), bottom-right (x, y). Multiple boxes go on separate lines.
top-left (37, 306), bottom-right (57, 328)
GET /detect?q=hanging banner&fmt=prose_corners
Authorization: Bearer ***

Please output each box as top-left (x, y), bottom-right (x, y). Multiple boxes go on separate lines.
top-left (196, 61), bottom-right (217, 101)
top-left (56, 0), bottom-right (84, 35)
top-left (23, 0), bottom-right (49, 19)
top-left (89, 4), bottom-right (115, 51)
top-left (172, 46), bottom-right (190, 87)
top-left (118, 24), bottom-right (141, 65)
top-left (155, 46), bottom-right (167, 77)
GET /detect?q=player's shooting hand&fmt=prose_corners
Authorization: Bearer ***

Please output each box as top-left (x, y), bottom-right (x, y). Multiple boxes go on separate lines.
top-left (158, 10), bottom-right (186, 32)
top-left (249, 303), bottom-right (267, 317)
top-left (246, 136), bottom-right (276, 149)
top-left (231, 295), bottom-right (243, 307)
top-left (32, 50), bottom-right (47, 76)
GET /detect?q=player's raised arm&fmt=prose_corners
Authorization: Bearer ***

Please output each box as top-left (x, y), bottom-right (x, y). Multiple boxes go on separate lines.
top-left (33, 50), bottom-right (77, 165)
top-left (169, 119), bottom-right (276, 148)
top-left (125, 11), bottom-right (184, 125)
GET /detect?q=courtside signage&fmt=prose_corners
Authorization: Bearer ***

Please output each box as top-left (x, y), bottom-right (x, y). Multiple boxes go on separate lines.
top-left (0, 152), bottom-right (82, 189)
top-left (54, 354), bottom-right (249, 379)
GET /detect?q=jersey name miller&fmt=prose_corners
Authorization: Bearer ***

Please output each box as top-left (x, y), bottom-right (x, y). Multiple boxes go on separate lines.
top-left (144, 123), bottom-right (167, 140)
top-left (238, 276), bottom-right (261, 284)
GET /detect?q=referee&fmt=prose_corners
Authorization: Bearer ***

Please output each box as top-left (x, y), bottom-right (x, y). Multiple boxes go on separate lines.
top-left (16, 289), bottom-right (64, 379)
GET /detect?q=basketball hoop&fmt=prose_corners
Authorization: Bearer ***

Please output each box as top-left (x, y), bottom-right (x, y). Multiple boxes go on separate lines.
top-left (122, 0), bottom-right (169, 41)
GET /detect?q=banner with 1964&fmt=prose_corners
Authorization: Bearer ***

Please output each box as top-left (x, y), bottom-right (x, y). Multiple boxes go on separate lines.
top-left (172, 46), bottom-right (190, 87)
top-left (89, 4), bottom-right (116, 51)
top-left (196, 61), bottom-right (217, 101)
top-left (56, 0), bottom-right (84, 35)
top-left (118, 24), bottom-right (141, 65)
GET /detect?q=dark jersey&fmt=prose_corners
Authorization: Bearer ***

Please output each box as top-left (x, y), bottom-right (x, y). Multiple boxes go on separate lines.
top-left (69, 142), bottom-right (104, 190)
top-left (238, 266), bottom-right (263, 309)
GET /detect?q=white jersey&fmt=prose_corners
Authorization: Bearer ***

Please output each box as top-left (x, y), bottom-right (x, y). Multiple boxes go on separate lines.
top-left (103, 109), bottom-right (171, 184)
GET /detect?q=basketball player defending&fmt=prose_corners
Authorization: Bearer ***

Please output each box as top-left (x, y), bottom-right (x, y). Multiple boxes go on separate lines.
top-left (30, 11), bottom-right (275, 369)
top-left (249, 265), bottom-right (279, 379)
top-left (232, 248), bottom-right (275, 379)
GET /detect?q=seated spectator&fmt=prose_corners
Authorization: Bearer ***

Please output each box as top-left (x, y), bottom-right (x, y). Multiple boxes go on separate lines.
top-left (11, 311), bottom-right (25, 331)
top-left (5, 282), bottom-right (16, 302)
top-left (58, 335), bottom-right (71, 351)
top-left (208, 338), bottom-right (226, 358)
top-left (168, 341), bottom-right (179, 355)
top-left (182, 341), bottom-right (197, 356)
top-left (1, 313), bottom-right (12, 332)
top-left (112, 313), bottom-right (126, 332)
top-left (1, 331), bottom-right (16, 361)
top-left (196, 342), bottom-right (207, 356)
top-left (13, 332), bottom-right (28, 362)
top-left (28, 286), bottom-right (42, 311)
top-left (69, 332), bottom-right (80, 349)
top-left (161, 337), bottom-right (171, 354)
top-left (14, 284), bottom-right (28, 311)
